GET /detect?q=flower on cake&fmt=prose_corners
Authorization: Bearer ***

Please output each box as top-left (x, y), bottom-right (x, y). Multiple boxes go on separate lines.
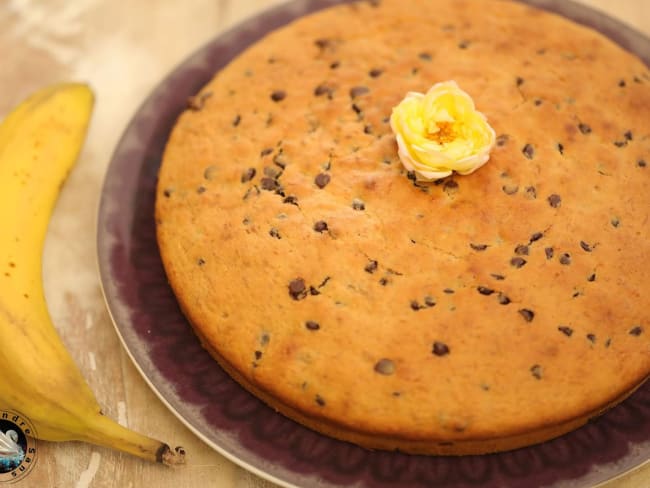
top-left (390, 80), bottom-right (496, 181)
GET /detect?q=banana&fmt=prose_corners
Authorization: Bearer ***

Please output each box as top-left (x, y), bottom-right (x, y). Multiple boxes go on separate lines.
top-left (0, 83), bottom-right (185, 465)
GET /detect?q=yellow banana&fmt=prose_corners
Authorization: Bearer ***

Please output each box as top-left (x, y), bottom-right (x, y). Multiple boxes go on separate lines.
top-left (0, 83), bottom-right (185, 465)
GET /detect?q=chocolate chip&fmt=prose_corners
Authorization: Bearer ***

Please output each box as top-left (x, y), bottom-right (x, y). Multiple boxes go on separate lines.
top-left (364, 260), bottom-right (378, 273)
top-left (204, 165), bottom-right (218, 180)
top-left (309, 286), bottom-right (320, 296)
top-left (545, 247), bottom-right (554, 259)
top-left (605, 338), bottom-right (612, 348)
top-left (254, 350), bottom-right (263, 360)
top-left (587, 333), bottom-right (596, 343)
top-left (496, 134), bottom-right (509, 146)
top-left (578, 123), bottom-right (592, 134)
top-left (458, 40), bottom-right (470, 49)
top-left (470, 243), bottom-right (489, 251)
top-left (260, 177), bottom-right (279, 191)
top-left (351, 103), bottom-right (363, 116)
top-left (350, 86), bottom-right (370, 98)
top-left (232, 114), bottom-right (241, 127)
top-left (611, 217), bottom-right (621, 228)
top-left (519, 309), bottom-right (535, 322)
top-left (614, 140), bottom-right (627, 148)
top-left (196, 186), bottom-right (206, 194)
top-left (313, 220), bottom-right (328, 233)
top-left (364, 124), bottom-right (373, 134)
top-left (379, 277), bottom-right (389, 286)
top-left (197, 258), bottom-right (206, 266)
top-left (580, 241), bottom-right (593, 252)
top-left (529, 232), bottom-right (543, 243)
top-left (315, 395), bottom-right (326, 407)
top-left (305, 320), bottom-right (320, 331)
top-left (557, 143), bottom-right (564, 155)
top-left (619, 79), bottom-right (626, 87)
top-left (283, 195), bottom-right (298, 206)
top-left (516, 76), bottom-right (525, 86)
top-left (559, 253), bottom-right (572, 265)
top-left (515, 244), bottom-right (529, 255)
top-left (314, 84), bottom-right (333, 97)
top-left (587, 273), bottom-right (596, 282)
top-left (477, 286), bottom-right (494, 296)
top-left (410, 300), bottom-right (421, 311)
top-left (432, 341), bottom-right (450, 356)
top-left (497, 293), bottom-right (511, 305)
top-left (352, 198), bottom-right (366, 211)
top-left (491, 274), bottom-right (505, 281)
top-left (443, 288), bottom-right (455, 294)
top-left (418, 52), bottom-right (432, 61)
top-left (524, 186), bottom-right (537, 199)
top-left (330, 61), bottom-right (340, 69)
top-left (314, 38), bottom-right (331, 49)
top-left (369, 68), bottom-right (383, 77)
top-left (530, 364), bottom-right (543, 380)
top-left (260, 147), bottom-right (273, 157)
top-left (502, 184), bottom-right (519, 195)
top-left (624, 130), bottom-right (633, 141)
top-left (510, 257), bottom-right (527, 268)
top-left (270, 90), bottom-right (286, 102)
top-left (269, 227), bottom-right (281, 239)
top-left (241, 167), bottom-right (256, 183)
top-left (534, 99), bottom-right (543, 106)
top-left (374, 358), bottom-right (395, 375)
top-left (424, 296), bottom-right (436, 307)
top-left (558, 325), bottom-right (573, 337)
top-left (522, 144), bottom-right (535, 159)
top-left (629, 325), bottom-right (643, 336)
top-left (163, 188), bottom-right (173, 198)
top-left (547, 194), bottom-right (562, 208)
top-left (289, 278), bottom-right (307, 300)
top-left (315, 173), bottom-right (331, 189)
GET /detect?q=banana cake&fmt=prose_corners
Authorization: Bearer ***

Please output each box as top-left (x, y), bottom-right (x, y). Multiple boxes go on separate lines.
top-left (155, 0), bottom-right (650, 454)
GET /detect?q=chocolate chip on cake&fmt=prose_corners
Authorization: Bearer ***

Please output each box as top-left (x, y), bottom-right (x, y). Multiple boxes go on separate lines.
top-left (587, 333), bottom-right (597, 343)
top-left (497, 293), bottom-right (511, 305)
top-left (522, 144), bottom-right (535, 159)
top-left (545, 194), bottom-right (563, 210)
top-left (269, 227), bottom-right (281, 239)
top-left (519, 309), bottom-right (535, 322)
top-left (374, 358), bottom-right (395, 375)
top-left (305, 320), bottom-right (320, 331)
top-left (315, 395), bottom-right (326, 407)
top-left (515, 244), bottom-right (529, 255)
top-left (578, 122), bottom-right (592, 134)
top-left (558, 325), bottom-right (574, 337)
top-left (350, 86), bottom-right (370, 98)
top-left (502, 184), bottom-right (519, 195)
top-left (241, 167), bottom-right (256, 183)
top-left (369, 68), bottom-right (384, 77)
top-left (524, 186), bottom-right (537, 199)
top-left (288, 278), bottom-right (307, 300)
top-left (364, 260), bottom-right (378, 273)
top-left (270, 90), bottom-right (287, 102)
top-left (580, 241), bottom-right (593, 252)
top-left (432, 341), bottom-right (450, 356)
top-left (313, 220), bottom-right (329, 233)
top-left (629, 325), bottom-right (643, 336)
top-left (530, 364), bottom-right (543, 380)
top-left (352, 198), bottom-right (366, 210)
top-left (315, 172), bottom-right (331, 188)
top-left (410, 300), bottom-right (422, 311)
top-left (424, 296), bottom-right (436, 307)
top-left (638, 159), bottom-right (647, 168)
top-left (260, 177), bottom-right (279, 191)
top-left (510, 257), bottom-right (527, 268)
top-left (470, 243), bottom-right (489, 251)
top-left (559, 253), bottom-right (572, 265)
top-left (197, 258), bottom-right (206, 266)
top-left (545, 247), bottom-right (554, 259)
top-left (283, 195), bottom-right (299, 206)
top-left (496, 134), bottom-right (509, 146)
top-left (232, 114), bottom-right (241, 127)
top-left (477, 286), bottom-right (494, 296)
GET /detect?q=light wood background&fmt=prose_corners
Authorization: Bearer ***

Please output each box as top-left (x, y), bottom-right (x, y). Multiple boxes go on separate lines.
top-left (0, 0), bottom-right (648, 486)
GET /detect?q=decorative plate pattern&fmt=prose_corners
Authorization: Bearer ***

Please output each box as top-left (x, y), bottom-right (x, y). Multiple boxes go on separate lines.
top-left (97, 1), bottom-right (650, 486)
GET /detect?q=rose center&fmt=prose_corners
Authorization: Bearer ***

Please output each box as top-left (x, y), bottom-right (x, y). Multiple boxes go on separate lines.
top-left (426, 121), bottom-right (457, 144)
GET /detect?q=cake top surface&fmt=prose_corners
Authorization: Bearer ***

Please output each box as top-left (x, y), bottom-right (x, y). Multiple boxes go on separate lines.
top-left (156, 0), bottom-right (650, 447)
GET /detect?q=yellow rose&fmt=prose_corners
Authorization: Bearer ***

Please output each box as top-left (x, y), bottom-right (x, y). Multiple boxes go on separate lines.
top-left (390, 80), bottom-right (496, 181)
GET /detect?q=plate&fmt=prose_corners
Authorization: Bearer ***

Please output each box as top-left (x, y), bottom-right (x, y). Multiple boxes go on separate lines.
top-left (97, 1), bottom-right (650, 486)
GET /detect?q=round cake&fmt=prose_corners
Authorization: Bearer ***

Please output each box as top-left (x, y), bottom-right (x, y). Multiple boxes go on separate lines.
top-left (155, 0), bottom-right (650, 455)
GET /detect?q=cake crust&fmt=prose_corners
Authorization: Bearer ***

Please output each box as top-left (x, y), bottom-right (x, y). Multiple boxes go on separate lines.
top-left (155, 0), bottom-right (650, 454)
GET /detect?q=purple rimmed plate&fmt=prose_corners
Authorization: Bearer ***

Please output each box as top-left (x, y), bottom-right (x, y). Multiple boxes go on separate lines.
top-left (97, 1), bottom-right (650, 486)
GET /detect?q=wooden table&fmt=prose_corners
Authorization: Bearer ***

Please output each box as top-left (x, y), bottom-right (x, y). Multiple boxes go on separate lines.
top-left (0, 0), bottom-right (648, 486)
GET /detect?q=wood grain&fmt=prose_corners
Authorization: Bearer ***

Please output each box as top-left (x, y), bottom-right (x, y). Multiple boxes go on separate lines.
top-left (0, 0), bottom-right (647, 486)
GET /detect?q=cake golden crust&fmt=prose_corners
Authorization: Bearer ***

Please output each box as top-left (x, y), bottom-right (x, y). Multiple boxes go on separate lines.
top-left (155, 0), bottom-right (650, 454)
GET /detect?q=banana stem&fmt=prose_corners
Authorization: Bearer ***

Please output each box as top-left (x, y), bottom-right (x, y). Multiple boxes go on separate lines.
top-left (76, 413), bottom-right (186, 466)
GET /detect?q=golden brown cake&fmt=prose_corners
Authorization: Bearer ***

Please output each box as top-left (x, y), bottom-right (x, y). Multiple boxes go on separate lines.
top-left (155, 0), bottom-right (650, 454)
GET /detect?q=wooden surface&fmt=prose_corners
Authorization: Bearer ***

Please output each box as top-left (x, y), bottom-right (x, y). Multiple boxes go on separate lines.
top-left (0, 0), bottom-right (648, 486)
